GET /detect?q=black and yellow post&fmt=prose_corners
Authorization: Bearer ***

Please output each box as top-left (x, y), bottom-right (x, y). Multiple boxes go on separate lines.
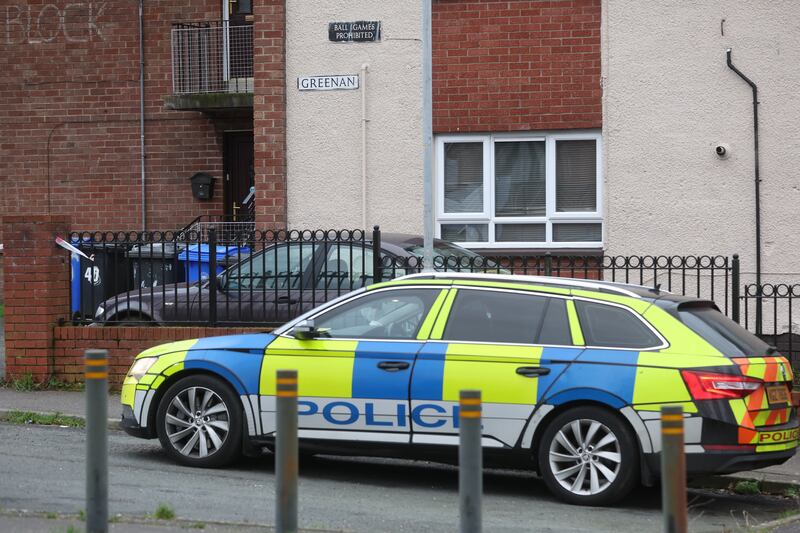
top-left (661, 405), bottom-right (688, 533)
top-left (85, 349), bottom-right (109, 533)
top-left (276, 369), bottom-right (298, 533)
top-left (459, 390), bottom-right (482, 533)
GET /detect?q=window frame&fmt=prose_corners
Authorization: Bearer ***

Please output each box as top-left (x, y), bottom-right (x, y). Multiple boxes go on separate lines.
top-left (435, 130), bottom-right (603, 249)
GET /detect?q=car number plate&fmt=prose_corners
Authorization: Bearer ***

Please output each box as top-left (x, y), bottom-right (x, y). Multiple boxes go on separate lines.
top-left (767, 385), bottom-right (790, 405)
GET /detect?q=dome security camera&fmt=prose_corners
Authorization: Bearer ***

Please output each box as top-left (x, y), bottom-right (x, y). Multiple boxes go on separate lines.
top-left (715, 143), bottom-right (730, 159)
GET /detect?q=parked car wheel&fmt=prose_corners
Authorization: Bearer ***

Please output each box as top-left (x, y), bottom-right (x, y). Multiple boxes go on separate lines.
top-left (156, 375), bottom-right (242, 467)
top-left (537, 406), bottom-right (639, 506)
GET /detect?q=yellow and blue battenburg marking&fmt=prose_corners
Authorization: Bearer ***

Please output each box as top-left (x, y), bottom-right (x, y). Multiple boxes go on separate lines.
top-left (122, 277), bottom-right (798, 457)
top-left (121, 333), bottom-right (276, 430)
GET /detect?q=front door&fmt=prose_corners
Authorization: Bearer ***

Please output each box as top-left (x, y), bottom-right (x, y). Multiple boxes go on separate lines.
top-left (223, 131), bottom-right (254, 221)
top-left (258, 287), bottom-right (447, 444)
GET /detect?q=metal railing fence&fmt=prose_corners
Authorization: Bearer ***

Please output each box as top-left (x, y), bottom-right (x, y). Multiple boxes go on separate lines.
top-left (68, 226), bottom-right (739, 329)
top-left (171, 22), bottom-right (253, 95)
top-left (378, 253), bottom-right (737, 318)
top-left (741, 283), bottom-right (800, 374)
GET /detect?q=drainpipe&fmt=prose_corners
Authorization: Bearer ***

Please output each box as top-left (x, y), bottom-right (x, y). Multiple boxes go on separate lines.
top-left (139, 0), bottom-right (147, 231)
top-left (421, 0), bottom-right (434, 272)
top-left (361, 63), bottom-right (369, 230)
top-left (726, 48), bottom-right (762, 333)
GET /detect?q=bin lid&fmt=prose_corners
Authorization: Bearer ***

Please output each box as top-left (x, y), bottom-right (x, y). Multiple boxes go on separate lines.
top-left (126, 243), bottom-right (183, 258)
top-left (178, 244), bottom-right (250, 262)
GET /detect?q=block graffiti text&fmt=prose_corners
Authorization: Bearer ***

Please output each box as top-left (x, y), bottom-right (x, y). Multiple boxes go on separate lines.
top-left (5, 3), bottom-right (105, 44)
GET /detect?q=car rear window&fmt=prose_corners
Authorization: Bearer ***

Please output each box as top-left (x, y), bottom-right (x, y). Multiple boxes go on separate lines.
top-left (575, 300), bottom-right (663, 349)
top-left (677, 304), bottom-right (770, 357)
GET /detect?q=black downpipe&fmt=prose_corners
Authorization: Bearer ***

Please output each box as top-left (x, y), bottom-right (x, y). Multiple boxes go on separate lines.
top-left (726, 49), bottom-right (762, 334)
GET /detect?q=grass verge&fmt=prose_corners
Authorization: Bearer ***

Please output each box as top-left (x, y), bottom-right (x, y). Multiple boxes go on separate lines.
top-left (2, 410), bottom-right (84, 428)
top-left (3, 373), bottom-right (84, 392)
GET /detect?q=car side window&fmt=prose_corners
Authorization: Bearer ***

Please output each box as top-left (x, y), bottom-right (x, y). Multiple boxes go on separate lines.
top-left (311, 288), bottom-right (441, 340)
top-left (442, 289), bottom-right (571, 345)
top-left (316, 244), bottom-right (374, 291)
top-left (575, 300), bottom-right (662, 349)
top-left (226, 243), bottom-right (315, 291)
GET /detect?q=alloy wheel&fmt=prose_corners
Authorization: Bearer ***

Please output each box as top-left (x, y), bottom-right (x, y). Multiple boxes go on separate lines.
top-left (164, 386), bottom-right (231, 459)
top-left (548, 418), bottom-right (622, 496)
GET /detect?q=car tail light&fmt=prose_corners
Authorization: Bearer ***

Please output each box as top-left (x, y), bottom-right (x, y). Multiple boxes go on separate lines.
top-left (681, 370), bottom-right (762, 400)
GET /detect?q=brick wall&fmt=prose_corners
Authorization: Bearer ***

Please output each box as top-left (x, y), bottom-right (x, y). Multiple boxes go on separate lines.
top-left (2, 216), bottom-right (269, 384)
top-left (432, 0), bottom-right (602, 133)
top-left (3, 216), bottom-right (71, 380)
top-left (252, 0), bottom-right (287, 228)
top-left (0, 0), bottom-right (234, 232)
top-left (54, 326), bottom-right (268, 385)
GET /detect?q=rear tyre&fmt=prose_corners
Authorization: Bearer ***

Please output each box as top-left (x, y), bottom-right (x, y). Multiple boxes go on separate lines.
top-left (537, 406), bottom-right (639, 506)
top-left (156, 375), bottom-right (242, 467)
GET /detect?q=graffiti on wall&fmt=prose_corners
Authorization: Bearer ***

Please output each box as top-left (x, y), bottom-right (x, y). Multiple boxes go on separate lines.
top-left (5, 3), bottom-right (106, 44)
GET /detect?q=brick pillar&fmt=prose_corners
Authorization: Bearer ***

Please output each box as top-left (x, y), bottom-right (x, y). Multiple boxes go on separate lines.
top-left (253, 0), bottom-right (287, 229)
top-left (3, 216), bottom-right (70, 381)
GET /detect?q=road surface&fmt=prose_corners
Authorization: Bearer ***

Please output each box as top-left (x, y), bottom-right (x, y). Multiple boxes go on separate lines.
top-left (0, 423), bottom-right (795, 532)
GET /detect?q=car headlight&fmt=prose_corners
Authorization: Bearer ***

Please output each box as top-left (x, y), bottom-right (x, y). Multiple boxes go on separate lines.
top-left (95, 305), bottom-right (105, 318)
top-left (127, 357), bottom-right (158, 380)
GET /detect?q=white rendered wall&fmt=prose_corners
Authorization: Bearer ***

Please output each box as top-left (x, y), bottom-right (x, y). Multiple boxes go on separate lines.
top-left (602, 0), bottom-right (800, 286)
top-left (285, 1), bottom-right (423, 233)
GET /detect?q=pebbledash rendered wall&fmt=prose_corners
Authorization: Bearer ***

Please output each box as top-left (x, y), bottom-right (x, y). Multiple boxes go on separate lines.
top-left (601, 0), bottom-right (800, 285)
top-left (285, 1), bottom-right (423, 232)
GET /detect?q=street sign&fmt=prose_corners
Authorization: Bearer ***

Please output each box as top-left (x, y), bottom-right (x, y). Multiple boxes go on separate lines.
top-left (328, 21), bottom-right (381, 42)
top-left (298, 74), bottom-right (359, 91)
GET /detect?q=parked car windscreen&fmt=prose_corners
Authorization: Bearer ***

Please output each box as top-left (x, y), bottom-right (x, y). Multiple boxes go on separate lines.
top-left (677, 303), bottom-right (770, 357)
top-left (403, 241), bottom-right (484, 260)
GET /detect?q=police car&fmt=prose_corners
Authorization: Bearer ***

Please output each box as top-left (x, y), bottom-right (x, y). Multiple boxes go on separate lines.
top-left (121, 273), bottom-right (798, 505)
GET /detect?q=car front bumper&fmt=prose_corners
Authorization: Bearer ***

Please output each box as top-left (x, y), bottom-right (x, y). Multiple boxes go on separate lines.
top-left (120, 404), bottom-right (154, 439)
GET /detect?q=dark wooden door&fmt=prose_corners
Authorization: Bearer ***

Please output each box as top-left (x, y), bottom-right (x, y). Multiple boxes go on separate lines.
top-left (223, 131), bottom-right (254, 221)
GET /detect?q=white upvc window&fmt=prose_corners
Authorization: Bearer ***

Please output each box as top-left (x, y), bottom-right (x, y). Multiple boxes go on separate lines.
top-left (435, 131), bottom-right (603, 249)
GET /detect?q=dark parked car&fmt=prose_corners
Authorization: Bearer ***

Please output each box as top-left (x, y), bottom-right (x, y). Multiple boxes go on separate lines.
top-left (94, 234), bottom-right (498, 325)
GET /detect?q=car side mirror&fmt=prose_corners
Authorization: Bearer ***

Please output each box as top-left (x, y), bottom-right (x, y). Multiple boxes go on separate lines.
top-left (293, 319), bottom-right (320, 340)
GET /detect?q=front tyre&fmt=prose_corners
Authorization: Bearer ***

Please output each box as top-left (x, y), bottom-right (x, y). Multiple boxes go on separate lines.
top-left (537, 406), bottom-right (639, 506)
top-left (156, 375), bottom-right (242, 467)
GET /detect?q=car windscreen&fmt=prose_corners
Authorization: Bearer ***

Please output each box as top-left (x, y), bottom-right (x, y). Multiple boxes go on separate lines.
top-left (677, 303), bottom-right (770, 357)
top-left (403, 241), bottom-right (485, 260)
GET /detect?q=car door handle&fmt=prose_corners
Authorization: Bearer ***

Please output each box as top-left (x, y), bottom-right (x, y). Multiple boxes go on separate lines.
top-left (516, 366), bottom-right (550, 377)
top-left (277, 296), bottom-right (297, 304)
top-left (377, 361), bottom-right (410, 372)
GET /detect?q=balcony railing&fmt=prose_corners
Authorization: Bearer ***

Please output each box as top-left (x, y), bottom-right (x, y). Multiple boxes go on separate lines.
top-left (171, 22), bottom-right (253, 95)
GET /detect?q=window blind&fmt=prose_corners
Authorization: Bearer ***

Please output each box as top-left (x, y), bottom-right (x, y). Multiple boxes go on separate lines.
top-left (444, 143), bottom-right (483, 213)
top-left (556, 140), bottom-right (596, 212)
top-left (495, 141), bottom-right (546, 217)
